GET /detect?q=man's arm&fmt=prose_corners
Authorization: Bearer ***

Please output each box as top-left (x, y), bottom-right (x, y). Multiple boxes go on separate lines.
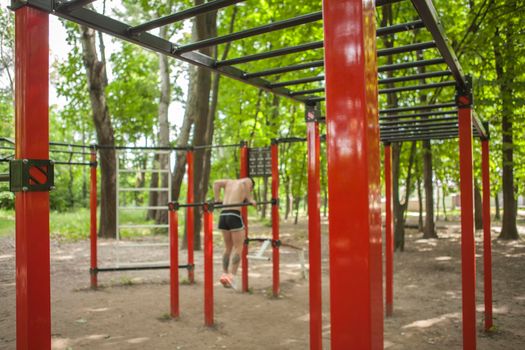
top-left (213, 180), bottom-right (228, 202)
top-left (245, 185), bottom-right (256, 207)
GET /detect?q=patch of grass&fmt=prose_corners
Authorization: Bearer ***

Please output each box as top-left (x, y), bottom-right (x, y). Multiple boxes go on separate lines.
top-left (157, 313), bottom-right (173, 322)
top-left (0, 210), bottom-right (14, 237)
top-left (119, 276), bottom-right (134, 286)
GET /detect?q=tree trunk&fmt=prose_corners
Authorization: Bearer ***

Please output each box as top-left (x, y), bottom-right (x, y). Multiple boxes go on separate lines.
top-left (442, 187), bottom-right (448, 221)
top-left (189, 4), bottom-right (218, 249)
top-left (393, 141), bottom-right (417, 252)
top-left (495, 194), bottom-right (500, 220)
top-left (155, 26), bottom-right (171, 225)
top-left (417, 178), bottom-right (423, 232)
top-left (494, 26), bottom-right (519, 239)
top-left (284, 174), bottom-right (291, 221)
top-left (147, 153), bottom-right (159, 220)
top-left (422, 140), bottom-right (436, 238)
top-left (80, 25), bottom-right (116, 238)
top-left (474, 181), bottom-right (483, 230)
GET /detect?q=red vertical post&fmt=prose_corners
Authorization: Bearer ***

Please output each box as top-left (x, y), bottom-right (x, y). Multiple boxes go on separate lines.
top-left (15, 6), bottom-right (51, 349)
top-left (481, 138), bottom-right (493, 331)
top-left (203, 204), bottom-right (214, 326)
top-left (169, 203), bottom-right (180, 318)
top-left (270, 141), bottom-right (280, 298)
top-left (306, 106), bottom-right (322, 350)
top-left (90, 147), bottom-right (98, 289)
top-left (240, 142), bottom-right (249, 292)
top-left (186, 150), bottom-right (194, 283)
top-left (323, 0), bottom-right (383, 348)
top-left (385, 143), bottom-right (394, 317)
top-left (458, 99), bottom-right (477, 349)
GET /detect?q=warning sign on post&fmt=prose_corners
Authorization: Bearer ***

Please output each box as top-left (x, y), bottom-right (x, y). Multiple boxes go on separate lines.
top-left (248, 147), bottom-right (271, 177)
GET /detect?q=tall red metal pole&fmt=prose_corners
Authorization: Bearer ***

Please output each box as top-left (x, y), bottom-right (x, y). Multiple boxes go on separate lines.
top-left (90, 147), bottom-right (98, 289)
top-left (186, 150), bottom-right (194, 283)
top-left (15, 6), bottom-right (51, 349)
top-left (270, 141), bottom-right (280, 298)
top-left (323, 0), bottom-right (383, 348)
top-left (385, 143), bottom-right (394, 317)
top-left (203, 204), bottom-right (214, 326)
top-left (306, 107), bottom-right (322, 350)
top-left (169, 203), bottom-right (180, 318)
top-left (481, 138), bottom-right (493, 331)
top-left (458, 102), bottom-right (477, 349)
top-left (240, 142), bottom-right (249, 292)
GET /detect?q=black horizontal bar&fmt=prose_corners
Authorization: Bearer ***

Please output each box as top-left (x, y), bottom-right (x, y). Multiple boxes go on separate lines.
top-left (193, 143), bottom-right (241, 150)
top-left (49, 141), bottom-right (91, 149)
top-left (376, 20), bottom-right (424, 36)
top-left (410, 0), bottom-right (467, 88)
top-left (380, 125), bottom-right (459, 136)
top-left (96, 145), bottom-right (186, 151)
top-left (215, 200), bottom-right (275, 209)
top-left (379, 81), bottom-right (456, 94)
top-left (50, 148), bottom-right (91, 156)
top-left (95, 264), bottom-right (193, 272)
top-left (378, 58), bottom-right (445, 72)
top-left (175, 12), bottom-right (323, 54)
top-left (56, 0), bottom-right (97, 13)
top-left (216, 41), bottom-right (324, 67)
top-left (244, 60), bottom-right (324, 79)
top-left (380, 110), bottom-right (457, 120)
top-left (380, 102), bottom-right (456, 114)
top-left (307, 96), bottom-right (325, 103)
top-left (379, 70), bottom-right (451, 85)
top-left (382, 130), bottom-right (459, 139)
top-left (378, 41), bottom-right (435, 57)
top-left (0, 173), bottom-right (8, 182)
top-left (0, 137), bottom-right (14, 144)
top-left (380, 116), bottom-right (457, 126)
top-left (377, 0), bottom-right (406, 6)
top-left (269, 75), bottom-right (325, 88)
top-left (53, 161), bottom-right (94, 166)
top-left (129, 0), bottom-right (246, 34)
top-left (290, 87), bottom-right (324, 96)
top-left (382, 133), bottom-right (459, 142)
top-left (275, 137), bottom-right (307, 144)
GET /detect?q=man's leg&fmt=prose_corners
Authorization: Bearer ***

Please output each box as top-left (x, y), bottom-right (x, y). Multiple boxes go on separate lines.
top-left (221, 230), bottom-right (232, 274)
top-left (230, 230), bottom-right (245, 277)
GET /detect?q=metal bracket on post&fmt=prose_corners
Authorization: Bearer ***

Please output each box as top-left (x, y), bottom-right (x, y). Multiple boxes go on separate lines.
top-left (305, 103), bottom-right (323, 123)
top-left (455, 75), bottom-right (473, 109)
top-left (9, 159), bottom-right (55, 192)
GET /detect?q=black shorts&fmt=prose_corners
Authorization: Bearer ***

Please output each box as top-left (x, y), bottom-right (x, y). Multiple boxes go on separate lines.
top-left (218, 210), bottom-right (244, 231)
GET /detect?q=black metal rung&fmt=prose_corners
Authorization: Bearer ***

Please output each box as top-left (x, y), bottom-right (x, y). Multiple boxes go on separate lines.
top-left (380, 110), bottom-right (457, 120)
top-left (269, 75), bottom-right (324, 88)
top-left (378, 70), bottom-right (451, 85)
top-left (129, 0), bottom-right (246, 34)
top-left (244, 60), bottom-right (324, 79)
top-left (379, 81), bottom-right (456, 94)
top-left (380, 102), bottom-right (456, 114)
top-left (377, 41), bottom-right (436, 57)
top-left (217, 41), bottom-right (324, 67)
top-left (376, 20), bottom-right (424, 36)
top-left (175, 12), bottom-right (323, 54)
top-left (378, 58), bottom-right (445, 72)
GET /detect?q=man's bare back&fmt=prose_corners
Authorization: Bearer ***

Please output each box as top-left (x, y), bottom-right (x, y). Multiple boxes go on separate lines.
top-left (214, 178), bottom-right (256, 210)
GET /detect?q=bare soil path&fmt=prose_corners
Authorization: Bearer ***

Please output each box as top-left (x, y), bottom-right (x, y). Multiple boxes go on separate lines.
top-left (1, 218), bottom-right (524, 349)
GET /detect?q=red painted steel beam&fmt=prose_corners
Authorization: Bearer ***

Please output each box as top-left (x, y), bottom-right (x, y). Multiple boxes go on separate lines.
top-left (15, 6), bottom-right (51, 349)
top-left (90, 148), bottom-right (98, 289)
top-left (240, 143), bottom-right (249, 292)
top-left (323, 0), bottom-right (383, 348)
top-left (481, 139), bottom-right (493, 331)
top-left (186, 150), bottom-right (194, 283)
top-left (458, 106), bottom-right (477, 349)
top-left (203, 205), bottom-right (214, 326)
top-left (271, 142), bottom-right (280, 298)
top-left (384, 143), bottom-right (394, 317)
top-left (306, 108), bottom-right (322, 350)
top-left (169, 205), bottom-right (180, 318)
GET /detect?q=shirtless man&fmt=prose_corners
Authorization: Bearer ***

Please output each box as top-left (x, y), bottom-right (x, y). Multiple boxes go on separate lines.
top-left (213, 177), bottom-right (256, 290)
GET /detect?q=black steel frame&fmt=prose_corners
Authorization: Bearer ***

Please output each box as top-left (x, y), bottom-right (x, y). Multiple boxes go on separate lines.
top-left (10, 0), bottom-right (488, 142)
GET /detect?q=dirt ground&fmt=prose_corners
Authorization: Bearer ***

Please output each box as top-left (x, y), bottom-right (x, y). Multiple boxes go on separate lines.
top-left (1, 217), bottom-right (524, 349)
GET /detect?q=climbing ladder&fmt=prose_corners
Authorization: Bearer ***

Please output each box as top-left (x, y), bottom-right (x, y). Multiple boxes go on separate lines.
top-left (116, 149), bottom-right (172, 240)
